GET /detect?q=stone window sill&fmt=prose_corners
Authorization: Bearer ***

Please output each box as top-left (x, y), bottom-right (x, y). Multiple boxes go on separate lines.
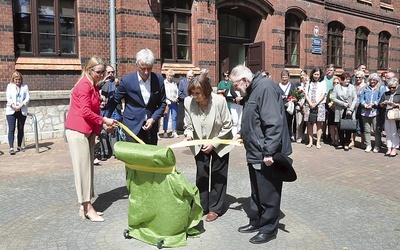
top-left (380, 3), bottom-right (393, 10)
top-left (15, 58), bottom-right (82, 71)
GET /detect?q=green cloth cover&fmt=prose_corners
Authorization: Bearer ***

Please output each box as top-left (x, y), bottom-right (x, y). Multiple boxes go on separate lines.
top-left (114, 141), bottom-right (176, 168)
top-left (114, 141), bottom-right (203, 248)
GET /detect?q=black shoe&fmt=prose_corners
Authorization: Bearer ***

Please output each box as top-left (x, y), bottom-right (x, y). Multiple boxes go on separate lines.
top-left (249, 232), bottom-right (277, 244)
top-left (17, 147), bottom-right (25, 152)
top-left (238, 224), bottom-right (259, 233)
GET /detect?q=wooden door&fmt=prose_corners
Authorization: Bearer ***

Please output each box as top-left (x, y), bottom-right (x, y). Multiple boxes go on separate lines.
top-left (246, 41), bottom-right (265, 73)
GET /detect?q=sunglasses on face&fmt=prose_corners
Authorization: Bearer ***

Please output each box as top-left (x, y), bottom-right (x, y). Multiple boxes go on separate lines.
top-left (92, 69), bottom-right (105, 75)
top-left (389, 86), bottom-right (397, 89)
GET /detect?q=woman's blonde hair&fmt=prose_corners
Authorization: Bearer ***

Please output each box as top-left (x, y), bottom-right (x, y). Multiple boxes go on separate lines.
top-left (10, 71), bottom-right (23, 83)
top-left (80, 55), bottom-right (105, 85)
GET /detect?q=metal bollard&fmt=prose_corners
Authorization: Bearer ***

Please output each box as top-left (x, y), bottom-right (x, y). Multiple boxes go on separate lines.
top-left (63, 110), bottom-right (68, 142)
top-left (27, 113), bottom-right (39, 153)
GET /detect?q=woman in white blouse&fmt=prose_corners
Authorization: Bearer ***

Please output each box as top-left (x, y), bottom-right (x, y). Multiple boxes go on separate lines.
top-left (163, 69), bottom-right (180, 138)
top-left (6, 71), bottom-right (30, 155)
top-left (304, 67), bottom-right (327, 149)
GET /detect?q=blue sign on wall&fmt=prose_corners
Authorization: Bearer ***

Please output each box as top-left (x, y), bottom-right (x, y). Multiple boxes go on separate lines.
top-left (312, 38), bottom-right (322, 54)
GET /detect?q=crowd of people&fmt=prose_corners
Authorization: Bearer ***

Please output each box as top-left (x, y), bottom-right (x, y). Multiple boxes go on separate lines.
top-left (7, 47), bottom-right (399, 246)
top-left (278, 64), bottom-right (400, 157)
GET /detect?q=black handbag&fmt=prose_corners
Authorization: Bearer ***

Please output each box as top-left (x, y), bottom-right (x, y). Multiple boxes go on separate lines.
top-left (308, 108), bottom-right (318, 123)
top-left (339, 118), bottom-right (357, 131)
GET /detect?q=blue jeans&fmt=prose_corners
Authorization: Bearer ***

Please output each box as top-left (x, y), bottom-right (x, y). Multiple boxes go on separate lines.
top-left (6, 111), bottom-right (27, 149)
top-left (163, 102), bottom-right (178, 131)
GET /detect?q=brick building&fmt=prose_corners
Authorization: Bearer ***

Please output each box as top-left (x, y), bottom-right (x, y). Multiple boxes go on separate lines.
top-left (1, 0), bottom-right (400, 143)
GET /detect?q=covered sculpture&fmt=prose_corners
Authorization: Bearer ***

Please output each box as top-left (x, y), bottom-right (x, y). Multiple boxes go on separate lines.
top-left (114, 141), bottom-right (203, 248)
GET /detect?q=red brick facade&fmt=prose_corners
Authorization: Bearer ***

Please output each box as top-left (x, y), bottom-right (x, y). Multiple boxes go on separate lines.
top-left (0, 0), bottom-right (400, 91)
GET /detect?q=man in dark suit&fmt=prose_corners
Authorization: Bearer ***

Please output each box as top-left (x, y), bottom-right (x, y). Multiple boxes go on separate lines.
top-left (230, 65), bottom-right (292, 244)
top-left (107, 48), bottom-right (166, 145)
top-left (177, 69), bottom-right (194, 131)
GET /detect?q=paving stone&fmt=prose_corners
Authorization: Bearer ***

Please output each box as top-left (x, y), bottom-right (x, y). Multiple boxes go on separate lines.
top-left (0, 136), bottom-right (399, 249)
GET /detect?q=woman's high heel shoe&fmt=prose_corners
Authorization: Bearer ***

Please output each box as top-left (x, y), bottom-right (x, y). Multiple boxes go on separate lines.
top-left (85, 212), bottom-right (105, 222)
top-left (79, 206), bottom-right (104, 220)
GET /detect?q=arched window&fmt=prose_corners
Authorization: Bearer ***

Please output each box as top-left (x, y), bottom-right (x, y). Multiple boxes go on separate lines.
top-left (161, 0), bottom-right (192, 62)
top-left (327, 22), bottom-right (344, 68)
top-left (285, 13), bottom-right (302, 67)
top-left (355, 27), bottom-right (369, 67)
top-left (378, 31), bottom-right (390, 70)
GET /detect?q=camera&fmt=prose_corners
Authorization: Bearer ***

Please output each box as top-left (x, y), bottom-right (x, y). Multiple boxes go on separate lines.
top-left (109, 75), bottom-right (115, 82)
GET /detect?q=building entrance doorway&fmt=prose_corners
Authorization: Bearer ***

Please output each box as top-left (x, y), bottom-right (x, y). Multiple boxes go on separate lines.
top-left (218, 11), bottom-right (264, 78)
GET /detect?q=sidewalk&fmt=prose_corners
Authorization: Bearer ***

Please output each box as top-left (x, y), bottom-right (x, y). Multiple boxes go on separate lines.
top-left (0, 136), bottom-right (399, 249)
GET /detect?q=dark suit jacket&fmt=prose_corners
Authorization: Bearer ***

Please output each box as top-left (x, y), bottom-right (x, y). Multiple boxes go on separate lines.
top-left (107, 72), bottom-right (166, 141)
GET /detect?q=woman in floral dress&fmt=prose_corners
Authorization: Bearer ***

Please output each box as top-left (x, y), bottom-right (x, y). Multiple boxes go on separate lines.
top-left (304, 67), bottom-right (327, 149)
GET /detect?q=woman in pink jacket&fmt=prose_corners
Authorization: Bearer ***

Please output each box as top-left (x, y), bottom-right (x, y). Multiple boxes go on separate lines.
top-left (65, 55), bottom-right (117, 222)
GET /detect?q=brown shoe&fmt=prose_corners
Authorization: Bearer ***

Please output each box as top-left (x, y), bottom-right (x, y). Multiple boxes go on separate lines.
top-left (205, 212), bottom-right (218, 222)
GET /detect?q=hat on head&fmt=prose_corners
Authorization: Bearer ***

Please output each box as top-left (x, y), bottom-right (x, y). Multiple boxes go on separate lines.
top-left (271, 153), bottom-right (297, 182)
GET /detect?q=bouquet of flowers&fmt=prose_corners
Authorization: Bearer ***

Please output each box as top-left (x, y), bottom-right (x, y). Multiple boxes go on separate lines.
top-left (289, 87), bottom-right (305, 101)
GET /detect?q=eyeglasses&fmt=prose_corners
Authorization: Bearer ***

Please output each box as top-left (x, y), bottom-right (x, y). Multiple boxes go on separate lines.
top-left (389, 86), bottom-right (397, 89)
top-left (232, 78), bottom-right (243, 86)
top-left (92, 69), bottom-right (105, 75)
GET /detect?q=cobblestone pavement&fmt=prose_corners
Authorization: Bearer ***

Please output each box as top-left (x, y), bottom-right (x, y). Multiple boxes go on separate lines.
top-left (0, 135), bottom-right (399, 250)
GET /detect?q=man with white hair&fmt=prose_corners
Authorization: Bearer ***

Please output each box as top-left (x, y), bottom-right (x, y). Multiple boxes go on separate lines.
top-left (230, 65), bottom-right (292, 244)
top-left (107, 48), bottom-right (166, 145)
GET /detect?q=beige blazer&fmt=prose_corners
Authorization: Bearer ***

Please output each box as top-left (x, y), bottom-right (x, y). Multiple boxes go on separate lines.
top-left (184, 92), bottom-right (234, 157)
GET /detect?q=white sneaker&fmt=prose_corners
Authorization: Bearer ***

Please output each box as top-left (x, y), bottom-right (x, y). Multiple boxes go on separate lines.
top-left (172, 132), bottom-right (179, 138)
top-left (365, 146), bottom-right (372, 153)
top-left (94, 158), bottom-right (101, 165)
top-left (372, 148), bottom-right (379, 153)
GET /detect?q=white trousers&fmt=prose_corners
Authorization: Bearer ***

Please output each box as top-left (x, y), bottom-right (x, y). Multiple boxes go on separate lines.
top-left (230, 103), bottom-right (243, 136)
top-left (384, 119), bottom-right (399, 148)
